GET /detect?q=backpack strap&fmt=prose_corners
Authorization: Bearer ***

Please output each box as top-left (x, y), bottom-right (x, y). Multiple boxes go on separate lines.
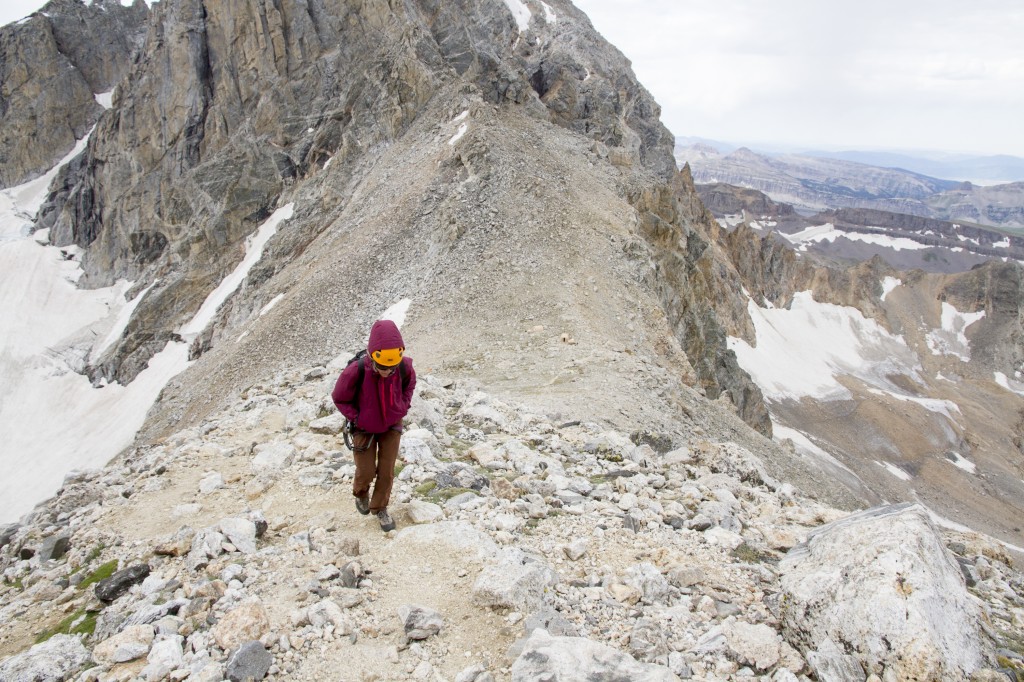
top-left (353, 352), bottom-right (367, 398)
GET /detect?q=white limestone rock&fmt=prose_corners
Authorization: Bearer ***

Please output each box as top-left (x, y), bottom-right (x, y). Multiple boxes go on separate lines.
top-left (212, 600), bottom-right (271, 651)
top-left (473, 549), bottom-right (558, 612)
top-left (309, 413), bottom-right (345, 435)
top-left (511, 629), bottom-right (679, 681)
top-left (141, 637), bottom-right (184, 682)
top-left (219, 517), bottom-right (258, 554)
top-left (0, 634), bottom-right (92, 681)
top-left (407, 500), bottom-right (444, 524)
top-left (93, 624), bottom-right (155, 665)
top-left (723, 620), bottom-right (782, 671)
top-left (198, 471), bottom-right (224, 494)
top-left (779, 503), bottom-right (992, 680)
top-left (251, 442), bottom-right (295, 473)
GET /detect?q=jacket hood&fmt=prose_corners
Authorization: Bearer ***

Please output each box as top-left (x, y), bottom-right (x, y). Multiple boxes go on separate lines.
top-left (367, 319), bottom-right (405, 353)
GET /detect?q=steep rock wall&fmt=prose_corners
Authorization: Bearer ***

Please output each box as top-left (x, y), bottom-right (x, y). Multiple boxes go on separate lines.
top-left (33, 0), bottom-right (770, 433)
top-left (0, 0), bottom-right (149, 188)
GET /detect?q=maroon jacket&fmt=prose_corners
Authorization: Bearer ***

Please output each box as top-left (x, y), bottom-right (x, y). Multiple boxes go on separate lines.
top-left (332, 320), bottom-right (416, 434)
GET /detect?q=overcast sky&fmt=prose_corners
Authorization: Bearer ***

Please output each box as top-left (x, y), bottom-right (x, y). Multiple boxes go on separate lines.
top-left (3, 0), bottom-right (1022, 157)
top-left (574, 0), bottom-right (1024, 157)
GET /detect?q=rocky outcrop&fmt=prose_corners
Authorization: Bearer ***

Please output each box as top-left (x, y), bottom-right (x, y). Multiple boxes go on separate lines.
top-left (630, 167), bottom-right (771, 434)
top-left (696, 182), bottom-right (796, 219)
top-left (0, 0), bottom-right (149, 188)
top-left (1, 368), bottom-right (1018, 681)
top-left (780, 504), bottom-right (992, 680)
top-left (942, 260), bottom-right (1024, 374)
top-left (27, 0), bottom-right (772, 436)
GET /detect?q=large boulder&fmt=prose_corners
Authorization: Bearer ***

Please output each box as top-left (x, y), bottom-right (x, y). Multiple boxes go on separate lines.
top-left (511, 629), bottom-right (678, 681)
top-left (779, 503), bottom-right (993, 680)
top-left (472, 549), bottom-right (558, 612)
top-left (0, 634), bottom-right (92, 681)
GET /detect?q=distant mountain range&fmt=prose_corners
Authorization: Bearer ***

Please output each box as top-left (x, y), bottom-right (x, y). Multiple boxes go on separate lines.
top-left (801, 150), bottom-right (1024, 185)
top-left (674, 136), bottom-right (1024, 185)
top-left (676, 143), bottom-right (1024, 229)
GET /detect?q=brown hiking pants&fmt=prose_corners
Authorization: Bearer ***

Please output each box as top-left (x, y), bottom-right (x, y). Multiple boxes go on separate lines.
top-left (352, 429), bottom-right (401, 513)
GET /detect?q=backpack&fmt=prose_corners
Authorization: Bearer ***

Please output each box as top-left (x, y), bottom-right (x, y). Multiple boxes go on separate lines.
top-left (342, 350), bottom-right (408, 451)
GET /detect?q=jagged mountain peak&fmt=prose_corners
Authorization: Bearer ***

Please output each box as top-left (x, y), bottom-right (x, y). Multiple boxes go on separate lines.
top-left (27, 0), bottom-right (770, 446)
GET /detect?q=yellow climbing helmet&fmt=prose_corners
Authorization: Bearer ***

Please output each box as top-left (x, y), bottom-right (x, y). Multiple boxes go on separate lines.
top-left (372, 347), bottom-right (404, 367)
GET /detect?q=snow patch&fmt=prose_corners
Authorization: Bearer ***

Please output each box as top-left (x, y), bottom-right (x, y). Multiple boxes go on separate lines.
top-left (448, 123), bottom-right (468, 146)
top-left (946, 452), bottom-right (977, 474)
top-left (774, 424), bottom-right (855, 475)
top-left (925, 302), bottom-right (984, 362)
top-left (994, 371), bottom-right (1024, 396)
top-left (501, 0), bottom-right (532, 31)
top-left (91, 280), bottom-right (156, 362)
top-left (993, 237), bottom-right (1011, 249)
top-left (259, 293), bottom-right (286, 317)
top-left (1, 130), bottom-right (92, 241)
top-left (866, 387), bottom-right (960, 421)
top-left (540, 1), bottom-right (557, 23)
top-left (728, 292), bottom-right (920, 402)
top-left (783, 223), bottom-right (930, 252)
top-left (180, 203), bottom-right (295, 338)
top-left (0, 123), bottom-right (196, 523)
top-left (380, 298), bottom-right (412, 328)
top-left (95, 90), bottom-right (114, 109)
top-left (876, 460), bottom-right (912, 481)
top-left (880, 276), bottom-right (901, 301)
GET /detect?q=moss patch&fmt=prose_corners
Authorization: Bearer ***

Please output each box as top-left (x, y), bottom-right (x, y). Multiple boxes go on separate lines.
top-left (35, 608), bottom-right (99, 644)
top-left (78, 559), bottom-right (118, 591)
top-left (70, 545), bottom-right (106, 576)
top-left (730, 543), bottom-right (776, 564)
top-left (414, 481), bottom-right (437, 496)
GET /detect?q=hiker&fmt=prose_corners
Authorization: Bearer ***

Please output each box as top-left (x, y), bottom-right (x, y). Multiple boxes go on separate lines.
top-left (332, 319), bottom-right (416, 532)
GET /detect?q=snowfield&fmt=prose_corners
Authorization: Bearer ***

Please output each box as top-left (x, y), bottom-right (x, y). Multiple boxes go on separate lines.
top-left (0, 141), bottom-right (299, 523)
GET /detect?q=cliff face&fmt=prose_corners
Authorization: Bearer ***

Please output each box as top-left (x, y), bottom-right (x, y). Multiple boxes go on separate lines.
top-left (31, 0), bottom-right (769, 437)
top-left (0, 0), bottom-right (149, 188)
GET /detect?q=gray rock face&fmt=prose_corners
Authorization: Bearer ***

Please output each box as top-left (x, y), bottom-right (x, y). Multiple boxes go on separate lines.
top-left (472, 549), bottom-right (558, 612)
top-left (226, 640), bottom-right (273, 682)
top-left (779, 503), bottom-right (992, 680)
top-left (398, 604), bottom-right (444, 640)
top-left (0, 0), bottom-right (149, 188)
top-left (26, 0), bottom-right (770, 440)
top-left (95, 562), bottom-right (151, 602)
top-left (36, 530), bottom-right (71, 562)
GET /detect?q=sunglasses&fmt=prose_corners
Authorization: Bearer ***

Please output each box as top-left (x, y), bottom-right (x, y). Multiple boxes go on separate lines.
top-left (373, 360), bottom-right (398, 374)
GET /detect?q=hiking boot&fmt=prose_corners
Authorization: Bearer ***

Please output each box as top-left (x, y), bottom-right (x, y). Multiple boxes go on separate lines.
top-left (376, 509), bottom-right (396, 532)
top-left (354, 496), bottom-right (370, 515)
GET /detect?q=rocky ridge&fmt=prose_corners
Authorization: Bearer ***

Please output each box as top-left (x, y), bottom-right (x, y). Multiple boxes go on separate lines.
top-left (678, 145), bottom-right (1024, 229)
top-left (2, 362), bottom-right (1023, 682)
top-left (0, 0), bottom-right (150, 188)
top-left (695, 182), bottom-right (1024, 272)
top-left (27, 0), bottom-right (768, 441)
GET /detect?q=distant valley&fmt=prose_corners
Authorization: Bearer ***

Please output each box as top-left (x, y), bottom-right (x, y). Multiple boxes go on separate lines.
top-left (677, 143), bottom-right (1024, 231)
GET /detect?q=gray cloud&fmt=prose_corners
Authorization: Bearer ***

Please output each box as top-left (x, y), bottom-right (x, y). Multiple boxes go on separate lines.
top-left (574, 0), bottom-right (1024, 156)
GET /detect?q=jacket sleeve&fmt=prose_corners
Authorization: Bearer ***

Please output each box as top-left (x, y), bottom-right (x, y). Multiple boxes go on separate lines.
top-left (331, 362), bottom-right (360, 422)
